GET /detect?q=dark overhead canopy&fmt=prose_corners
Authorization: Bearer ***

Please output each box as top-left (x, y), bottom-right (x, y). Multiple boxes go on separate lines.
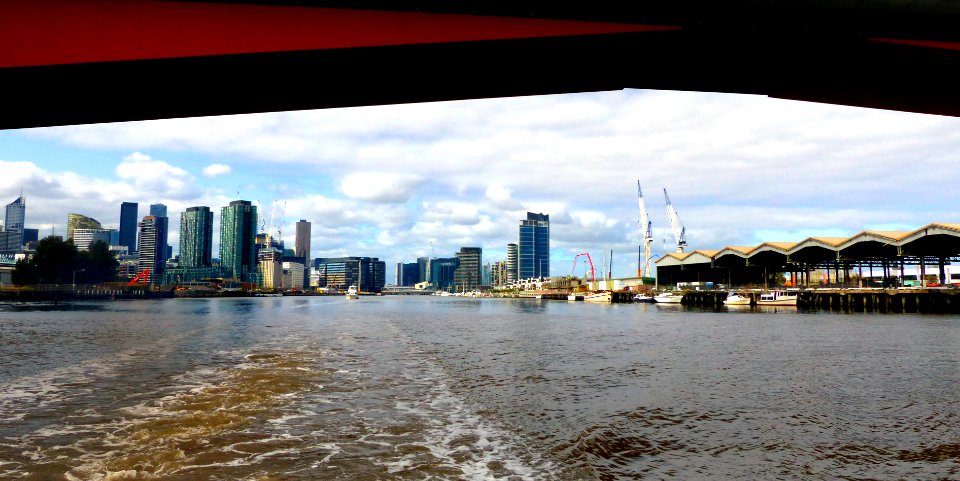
top-left (2, 0), bottom-right (959, 130)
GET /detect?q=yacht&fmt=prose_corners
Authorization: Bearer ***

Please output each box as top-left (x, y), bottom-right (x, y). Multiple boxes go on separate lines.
top-left (345, 285), bottom-right (359, 300)
top-left (756, 290), bottom-right (797, 306)
top-left (723, 292), bottom-right (751, 306)
top-left (654, 292), bottom-right (684, 304)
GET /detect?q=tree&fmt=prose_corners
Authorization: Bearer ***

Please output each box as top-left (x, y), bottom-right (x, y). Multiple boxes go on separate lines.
top-left (31, 237), bottom-right (79, 284)
top-left (78, 240), bottom-right (119, 284)
top-left (11, 258), bottom-right (39, 285)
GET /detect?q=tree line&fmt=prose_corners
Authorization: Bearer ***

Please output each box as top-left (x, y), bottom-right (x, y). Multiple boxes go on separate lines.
top-left (12, 237), bottom-right (120, 286)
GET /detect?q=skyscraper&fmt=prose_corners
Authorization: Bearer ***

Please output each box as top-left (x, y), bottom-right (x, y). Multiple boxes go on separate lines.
top-left (518, 212), bottom-right (549, 279)
top-left (66, 213), bottom-right (102, 242)
top-left (180, 206), bottom-right (213, 268)
top-left (506, 243), bottom-right (518, 283)
top-left (454, 247), bottom-right (482, 291)
top-left (295, 219), bottom-right (311, 261)
top-left (137, 215), bottom-right (166, 284)
top-left (149, 203), bottom-right (169, 261)
top-left (1, 196), bottom-right (25, 252)
top-left (119, 202), bottom-right (138, 253)
top-left (220, 200), bottom-right (258, 281)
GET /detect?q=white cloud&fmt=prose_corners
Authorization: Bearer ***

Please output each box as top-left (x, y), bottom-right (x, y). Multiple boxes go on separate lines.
top-left (339, 172), bottom-right (421, 203)
top-left (202, 163), bottom-right (232, 177)
top-left (15, 90), bottom-right (960, 277)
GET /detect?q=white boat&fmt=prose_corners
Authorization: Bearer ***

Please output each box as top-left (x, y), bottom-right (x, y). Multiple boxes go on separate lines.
top-left (567, 294), bottom-right (584, 301)
top-left (633, 294), bottom-right (655, 303)
top-left (654, 292), bottom-right (684, 304)
top-left (345, 285), bottom-right (359, 300)
top-left (583, 291), bottom-right (612, 303)
top-left (756, 290), bottom-right (797, 306)
top-left (723, 292), bottom-right (751, 306)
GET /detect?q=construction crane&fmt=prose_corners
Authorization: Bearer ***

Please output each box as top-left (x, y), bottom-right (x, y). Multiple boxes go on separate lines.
top-left (128, 269), bottom-right (150, 286)
top-left (664, 188), bottom-right (687, 254)
top-left (570, 253), bottom-right (596, 282)
top-left (638, 181), bottom-right (653, 277)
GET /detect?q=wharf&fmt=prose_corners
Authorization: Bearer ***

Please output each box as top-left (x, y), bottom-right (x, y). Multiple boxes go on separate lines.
top-left (682, 289), bottom-right (960, 314)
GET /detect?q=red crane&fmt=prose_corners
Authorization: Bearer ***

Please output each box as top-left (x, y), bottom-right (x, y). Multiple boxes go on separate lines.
top-left (570, 253), bottom-right (596, 282)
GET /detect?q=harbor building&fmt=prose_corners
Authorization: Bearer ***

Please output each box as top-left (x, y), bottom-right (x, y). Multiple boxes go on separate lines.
top-left (518, 212), bottom-right (549, 279)
top-left (180, 206), bottom-right (214, 268)
top-left (655, 223), bottom-right (960, 289)
top-left (119, 202), bottom-right (138, 253)
top-left (454, 247), bottom-right (482, 291)
top-left (136, 215), bottom-right (166, 284)
top-left (66, 213), bottom-right (102, 243)
top-left (220, 200), bottom-right (258, 282)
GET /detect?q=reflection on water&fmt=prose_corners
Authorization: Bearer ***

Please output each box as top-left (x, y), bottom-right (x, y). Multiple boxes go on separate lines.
top-left (0, 297), bottom-right (958, 480)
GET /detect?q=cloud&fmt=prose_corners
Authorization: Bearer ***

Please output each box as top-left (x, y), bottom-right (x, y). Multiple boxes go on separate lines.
top-left (339, 172), bottom-right (421, 203)
top-left (202, 163), bottom-right (232, 177)
top-left (15, 90), bottom-right (960, 277)
top-left (114, 152), bottom-right (199, 200)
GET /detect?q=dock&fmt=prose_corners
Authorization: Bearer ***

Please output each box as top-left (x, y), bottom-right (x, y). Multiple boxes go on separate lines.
top-left (681, 289), bottom-right (960, 314)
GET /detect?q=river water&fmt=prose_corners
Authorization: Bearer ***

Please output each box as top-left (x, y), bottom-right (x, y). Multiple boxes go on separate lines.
top-left (0, 297), bottom-right (958, 480)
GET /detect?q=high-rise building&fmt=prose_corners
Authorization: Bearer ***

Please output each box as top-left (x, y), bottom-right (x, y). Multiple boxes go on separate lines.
top-left (66, 213), bottom-right (102, 242)
top-left (518, 212), bottom-right (550, 279)
top-left (395, 261), bottom-right (419, 286)
top-left (149, 203), bottom-right (169, 261)
top-left (506, 243), bottom-right (518, 283)
top-left (314, 257), bottom-right (386, 292)
top-left (258, 239), bottom-right (283, 289)
top-left (295, 220), bottom-right (311, 261)
top-left (417, 256), bottom-right (429, 283)
top-left (119, 202), bottom-right (138, 253)
top-left (1, 196), bottom-right (26, 253)
top-left (427, 257), bottom-right (460, 291)
top-left (220, 200), bottom-right (258, 281)
top-left (137, 215), bottom-right (166, 284)
top-left (180, 206), bottom-right (213, 268)
top-left (149, 203), bottom-right (167, 218)
top-left (73, 228), bottom-right (111, 251)
top-left (106, 229), bottom-right (120, 246)
top-left (454, 247), bottom-right (482, 291)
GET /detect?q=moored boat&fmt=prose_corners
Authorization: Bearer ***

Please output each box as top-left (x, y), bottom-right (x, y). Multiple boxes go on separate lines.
top-left (723, 292), bottom-right (751, 306)
top-left (654, 292), bottom-right (684, 304)
top-left (583, 291), bottom-right (612, 303)
top-left (345, 285), bottom-right (359, 300)
top-left (633, 294), bottom-right (655, 303)
top-left (756, 290), bottom-right (797, 306)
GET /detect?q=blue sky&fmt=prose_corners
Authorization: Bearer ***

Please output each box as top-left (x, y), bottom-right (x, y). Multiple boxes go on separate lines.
top-left (1, 89), bottom-right (958, 282)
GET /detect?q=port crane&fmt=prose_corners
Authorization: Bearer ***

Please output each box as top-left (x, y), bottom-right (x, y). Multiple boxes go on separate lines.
top-left (570, 253), bottom-right (596, 282)
top-left (664, 188), bottom-right (687, 254)
top-left (638, 181), bottom-right (653, 277)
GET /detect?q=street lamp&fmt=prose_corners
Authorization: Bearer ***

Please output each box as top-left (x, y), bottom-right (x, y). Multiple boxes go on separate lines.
top-left (72, 268), bottom-right (85, 290)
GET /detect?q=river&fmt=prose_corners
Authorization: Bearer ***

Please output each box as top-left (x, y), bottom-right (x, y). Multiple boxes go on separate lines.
top-left (1, 297), bottom-right (958, 480)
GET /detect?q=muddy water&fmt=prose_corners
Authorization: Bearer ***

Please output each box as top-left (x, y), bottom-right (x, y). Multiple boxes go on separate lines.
top-left (1, 297), bottom-right (958, 480)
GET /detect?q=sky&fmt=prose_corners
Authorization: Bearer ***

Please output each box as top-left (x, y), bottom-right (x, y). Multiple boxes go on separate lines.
top-left (1, 89), bottom-right (958, 283)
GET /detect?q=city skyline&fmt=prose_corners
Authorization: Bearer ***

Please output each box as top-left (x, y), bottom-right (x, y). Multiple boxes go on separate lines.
top-left (2, 90), bottom-right (959, 282)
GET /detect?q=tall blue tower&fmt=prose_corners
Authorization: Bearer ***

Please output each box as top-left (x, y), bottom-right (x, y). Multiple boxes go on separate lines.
top-left (518, 212), bottom-right (549, 279)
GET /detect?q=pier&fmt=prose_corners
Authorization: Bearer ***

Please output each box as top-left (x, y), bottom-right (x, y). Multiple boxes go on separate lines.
top-left (681, 289), bottom-right (960, 314)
